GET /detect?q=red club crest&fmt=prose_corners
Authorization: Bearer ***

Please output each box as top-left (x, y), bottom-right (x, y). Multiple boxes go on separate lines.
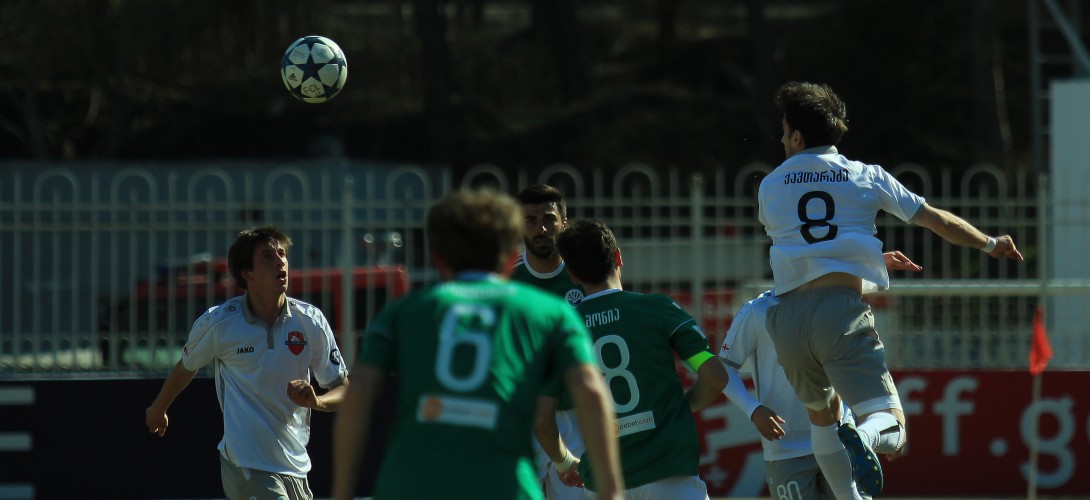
top-left (285, 331), bottom-right (307, 356)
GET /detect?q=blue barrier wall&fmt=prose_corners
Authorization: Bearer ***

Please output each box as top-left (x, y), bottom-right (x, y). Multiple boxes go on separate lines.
top-left (0, 379), bottom-right (394, 499)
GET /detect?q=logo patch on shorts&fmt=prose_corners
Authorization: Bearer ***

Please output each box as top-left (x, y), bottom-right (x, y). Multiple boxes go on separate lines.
top-left (285, 331), bottom-right (306, 355)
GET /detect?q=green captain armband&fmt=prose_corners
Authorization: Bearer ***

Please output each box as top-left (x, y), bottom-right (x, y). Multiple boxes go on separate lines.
top-left (683, 351), bottom-right (715, 372)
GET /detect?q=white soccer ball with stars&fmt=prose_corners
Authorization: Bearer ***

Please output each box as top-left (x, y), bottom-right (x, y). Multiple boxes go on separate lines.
top-left (281, 35), bottom-right (347, 103)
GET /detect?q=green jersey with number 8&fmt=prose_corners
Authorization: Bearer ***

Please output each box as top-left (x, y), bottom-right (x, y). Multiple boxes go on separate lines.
top-left (358, 274), bottom-right (596, 500)
top-left (574, 289), bottom-right (716, 491)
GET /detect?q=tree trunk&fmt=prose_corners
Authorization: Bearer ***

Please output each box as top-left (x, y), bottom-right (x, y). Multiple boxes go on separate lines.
top-left (656, 0), bottom-right (682, 61)
top-left (530, 0), bottom-right (587, 103)
top-left (971, 0), bottom-right (1003, 165)
top-left (15, 2), bottom-right (48, 158)
top-left (412, 0), bottom-right (456, 164)
top-left (745, 0), bottom-right (779, 157)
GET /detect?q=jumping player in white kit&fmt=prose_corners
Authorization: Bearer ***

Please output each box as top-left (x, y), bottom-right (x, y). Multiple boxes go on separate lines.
top-left (720, 251), bottom-right (921, 500)
top-left (757, 81), bottom-right (1023, 497)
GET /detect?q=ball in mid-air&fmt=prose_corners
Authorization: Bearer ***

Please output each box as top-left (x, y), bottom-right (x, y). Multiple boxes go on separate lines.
top-left (281, 35), bottom-right (347, 103)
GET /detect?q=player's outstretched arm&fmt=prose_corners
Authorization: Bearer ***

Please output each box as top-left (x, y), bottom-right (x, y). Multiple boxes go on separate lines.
top-left (332, 364), bottom-right (383, 500)
top-left (685, 356), bottom-right (729, 412)
top-left (566, 363), bottom-right (624, 499)
top-left (912, 204), bottom-right (1023, 261)
top-left (145, 360), bottom-right (198, 437)
top-left (882, 251), bottom-right (923, 272)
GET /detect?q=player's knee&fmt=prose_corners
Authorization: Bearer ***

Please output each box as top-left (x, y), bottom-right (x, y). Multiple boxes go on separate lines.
top-left (804, 402), bottom-right (839, 426)
top-left (803, 399), bottom-right (830, 412)
top-left (858, 411), bottom-right (905, 454)
top-left (874, 421), bottom-right (906, 454)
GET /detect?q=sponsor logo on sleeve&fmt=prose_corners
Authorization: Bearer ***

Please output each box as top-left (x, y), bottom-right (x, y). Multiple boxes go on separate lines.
top-left (329, 348), bottom-right (342, 366)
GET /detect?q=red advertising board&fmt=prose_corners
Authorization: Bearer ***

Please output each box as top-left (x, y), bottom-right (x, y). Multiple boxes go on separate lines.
top-left (689, 370), bottom-right (1090, 497)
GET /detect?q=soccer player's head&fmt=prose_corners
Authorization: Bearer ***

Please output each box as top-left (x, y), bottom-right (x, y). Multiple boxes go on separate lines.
top-left (556, 218), bottom-right (619, 285)
top-left (515, 184), bottom-right (568, 260)
top-left (427, 188), bottom-right (522, 276)
top-left (228, 226), bottom-right (292, 290)
top-left (774, 81), bottom-right (848, 156)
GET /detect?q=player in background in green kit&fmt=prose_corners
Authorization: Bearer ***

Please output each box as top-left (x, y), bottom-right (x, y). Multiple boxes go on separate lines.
top-left (551, 218), bottom-right (729, 499)
top-left (512, 184), bottom-right (585, 306)
top-left (512, 183), bottom-right (590, 499)
top-left (332, 189), bottom-right (624, 500)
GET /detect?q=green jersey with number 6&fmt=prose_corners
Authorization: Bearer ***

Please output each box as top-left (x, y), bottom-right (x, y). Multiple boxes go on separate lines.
top-left (358, 274), bottom-right (596, 500)
top-left (575, 289), bottom-right (716, 491)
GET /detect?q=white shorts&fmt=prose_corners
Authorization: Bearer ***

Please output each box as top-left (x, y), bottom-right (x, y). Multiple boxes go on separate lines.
top-left (219, 453), bottom-right (312, 500)
top-left (764, 455), bottom-right (829, 500)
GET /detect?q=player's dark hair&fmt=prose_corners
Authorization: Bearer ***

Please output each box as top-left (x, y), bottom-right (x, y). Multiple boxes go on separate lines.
top-left (515, 184), bottom-right (568, 219)
top-left (428, 189), bottom-right (523, 273)
top-left (556, 219), bottom-right (618, 285)
top-left (775, 81), bottom-right (849, 147)
top-left (228, 226), bottom-right (292, 290)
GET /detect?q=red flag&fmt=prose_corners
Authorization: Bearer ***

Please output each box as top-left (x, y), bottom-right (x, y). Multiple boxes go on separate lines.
top-left (1030, 306), bottom-right (1053, 375)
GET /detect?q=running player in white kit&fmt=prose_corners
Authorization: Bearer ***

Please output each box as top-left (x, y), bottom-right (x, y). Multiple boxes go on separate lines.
top-left (757, 81), bottom-right (1023, 497)
top-left (145, 226), bottom-right (349, 500)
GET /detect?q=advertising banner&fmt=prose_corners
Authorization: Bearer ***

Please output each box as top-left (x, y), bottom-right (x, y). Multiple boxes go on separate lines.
top-left (692, 370), bottom-right (1090, 497)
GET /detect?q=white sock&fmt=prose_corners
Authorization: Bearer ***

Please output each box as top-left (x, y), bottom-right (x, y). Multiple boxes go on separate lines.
top-left (811, 423), bottom-right (863, 500)
top-left (857, 412), bottom-right (904, 454)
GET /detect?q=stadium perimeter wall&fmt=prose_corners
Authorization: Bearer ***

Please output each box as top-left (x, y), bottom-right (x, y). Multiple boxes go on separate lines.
top-left (3, 371), bottom-right (1089, 498)
top-left (4, 161), bottom-right (1083, 372)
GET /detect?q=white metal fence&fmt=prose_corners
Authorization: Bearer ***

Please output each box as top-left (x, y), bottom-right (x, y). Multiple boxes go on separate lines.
top-left (1, 160), bottom-right (1086, 378)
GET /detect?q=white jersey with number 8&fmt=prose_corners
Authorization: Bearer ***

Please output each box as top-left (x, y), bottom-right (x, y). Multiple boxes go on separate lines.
top-left (758, 146), bottom-right (925, 295)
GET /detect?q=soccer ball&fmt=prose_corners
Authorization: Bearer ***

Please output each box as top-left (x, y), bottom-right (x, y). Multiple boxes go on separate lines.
top-left (281, 35), bottom-right (347, 103)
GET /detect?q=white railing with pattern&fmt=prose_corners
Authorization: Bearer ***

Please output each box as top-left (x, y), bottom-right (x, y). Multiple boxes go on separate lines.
top-left (1, 160), bottom-right (1085, 377)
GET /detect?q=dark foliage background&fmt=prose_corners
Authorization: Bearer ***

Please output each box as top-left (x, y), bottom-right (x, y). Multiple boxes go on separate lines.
top-left (0, 0), bottom-right (1072, 178)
